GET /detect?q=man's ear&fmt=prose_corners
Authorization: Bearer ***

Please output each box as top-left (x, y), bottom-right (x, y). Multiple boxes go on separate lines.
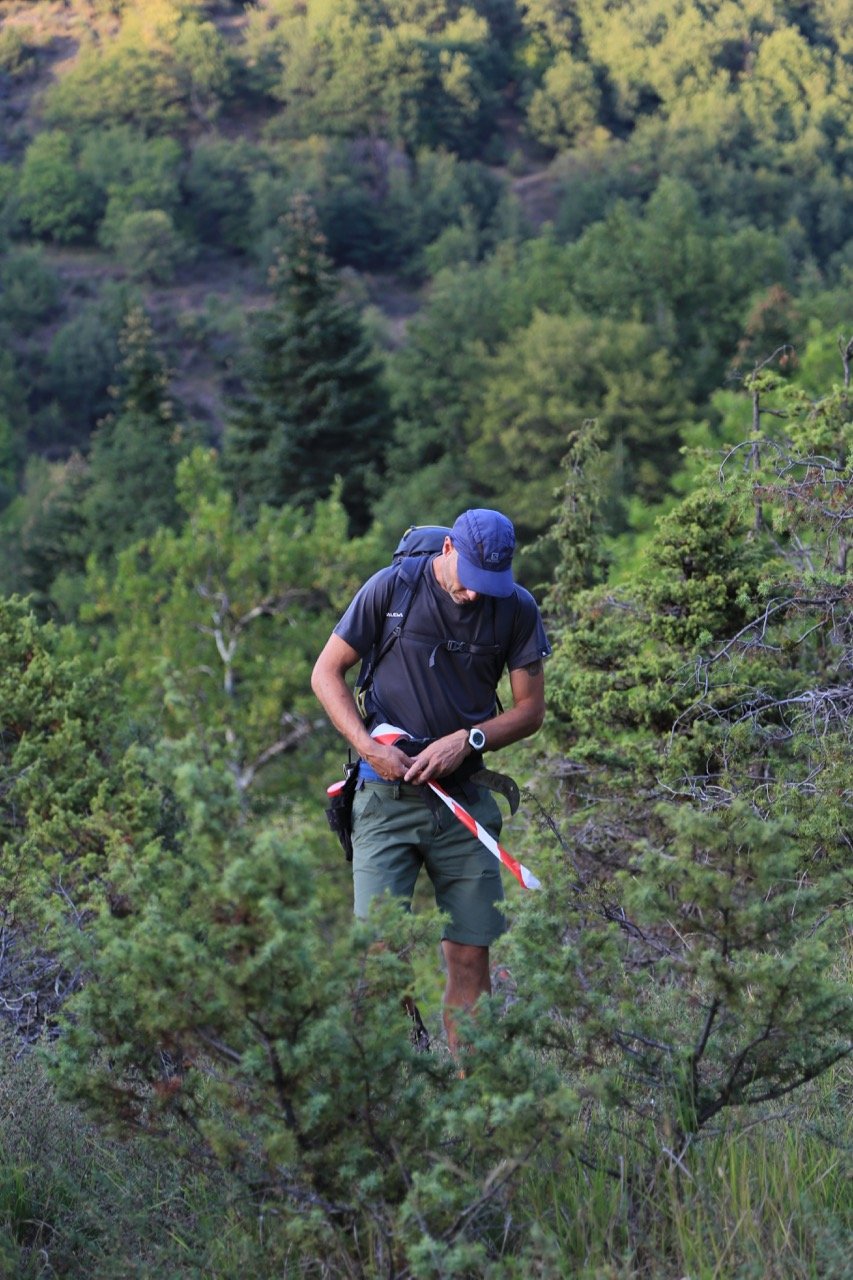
top-left (442, 536), bottom-right (453, 555)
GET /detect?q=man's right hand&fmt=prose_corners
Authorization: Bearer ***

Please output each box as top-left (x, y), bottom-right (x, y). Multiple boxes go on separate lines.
top-left (362, 742), bottom-right (411, 781)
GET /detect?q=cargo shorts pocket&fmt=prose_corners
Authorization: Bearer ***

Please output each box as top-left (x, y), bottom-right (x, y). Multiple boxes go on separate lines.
top-left (351, 785), bottom-right (385, 835)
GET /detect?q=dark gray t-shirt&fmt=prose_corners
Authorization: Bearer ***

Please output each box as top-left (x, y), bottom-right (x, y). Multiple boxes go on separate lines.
top-left (334, 560), bottom-right (551, 740)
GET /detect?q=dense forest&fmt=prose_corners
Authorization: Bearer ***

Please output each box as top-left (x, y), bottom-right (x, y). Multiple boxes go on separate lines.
top-left (0, 1), bottom-right (851, 1276)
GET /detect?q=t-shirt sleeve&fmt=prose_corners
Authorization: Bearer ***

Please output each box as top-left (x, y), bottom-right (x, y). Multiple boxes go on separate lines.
top-left (506, 587), bottom-right (552, 672)
top-left (333, 567), bottom-right (395, 657)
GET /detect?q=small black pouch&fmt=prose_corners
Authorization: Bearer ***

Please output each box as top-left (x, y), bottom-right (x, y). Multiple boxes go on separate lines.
top-left (325, 759), bottom-right (360, 861)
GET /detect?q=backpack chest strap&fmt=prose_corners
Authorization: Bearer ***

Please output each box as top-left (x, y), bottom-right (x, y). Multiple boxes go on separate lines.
top-left (428, 638), bottom-right (503, 668)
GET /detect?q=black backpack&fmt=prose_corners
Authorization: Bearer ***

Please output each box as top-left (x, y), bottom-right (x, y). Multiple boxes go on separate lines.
top-left (391, 524), bottom-right (451, 566)
top-left (354, 524), bottom-right (514, 720)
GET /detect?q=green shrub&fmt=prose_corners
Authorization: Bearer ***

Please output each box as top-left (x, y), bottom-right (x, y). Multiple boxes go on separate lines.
top-left (114, 209), bottom-right (183, 282)
top-left (44, 283), bottom-right (134, 442)
top-left (184, 135), bottom-right (258, 252)
top-left (0, 247), bottom-right (60, 333)
top-left (0, 24), bottom-right (35, 77)
top-left (0, 413), bottom-right (21, 511)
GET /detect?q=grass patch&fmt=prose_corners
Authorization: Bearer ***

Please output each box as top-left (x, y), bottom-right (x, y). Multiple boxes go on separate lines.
top-left (514, 1060), bottom-right (853, 1279)
top-left (0, 1034), bottom-right (282, 1278)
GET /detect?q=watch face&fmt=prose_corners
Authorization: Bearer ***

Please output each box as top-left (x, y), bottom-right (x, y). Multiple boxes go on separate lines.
top-left (469, 728), bottom-right (486, 751)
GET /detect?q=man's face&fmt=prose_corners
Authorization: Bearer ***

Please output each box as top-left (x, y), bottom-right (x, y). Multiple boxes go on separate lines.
top-left (439, 542), bottom-right (480, 605)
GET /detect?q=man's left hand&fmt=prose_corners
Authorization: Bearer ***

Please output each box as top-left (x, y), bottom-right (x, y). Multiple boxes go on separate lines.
top-left (403, 730), bottom-right (470, 784)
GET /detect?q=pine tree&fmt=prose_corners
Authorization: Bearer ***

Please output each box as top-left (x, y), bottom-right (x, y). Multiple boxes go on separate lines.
top-left (523, 356), bottom-right (853, 1161)
top-left (83, 306), bottom-right (183, 563)
top-left (20, 453), bottom-right (90, 614)
top-left (542, 418), bottom-right (611, 612)
top-left (224, 195), bottom-right (393, 532)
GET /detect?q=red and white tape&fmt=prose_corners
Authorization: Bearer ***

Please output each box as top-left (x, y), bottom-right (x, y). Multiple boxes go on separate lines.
top-left (335, 724), bottom-right (539, 890)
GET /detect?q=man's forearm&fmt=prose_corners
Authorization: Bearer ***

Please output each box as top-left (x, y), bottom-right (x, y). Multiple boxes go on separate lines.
top-left (476, 660), bottom-right (546, 752)
top-left (475, 699), bottom-right (544, 753)
top-left (311, 640), bottom-right (411, 780)
top-left (311, 665), bottom-right (376, 759)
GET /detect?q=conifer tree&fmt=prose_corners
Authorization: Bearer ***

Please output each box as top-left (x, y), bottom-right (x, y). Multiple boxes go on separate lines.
top-left (0, 597), bottom-right (159, 1038)
top-left (544, 418), bottom-right (611, 611)
top-left (20, 454), bottom-right (90, 615)
top-left (84, 306), bottom-right (184, 562)
top-left (224, 195), bottom-right (393, 532)
top-left (0, 412), bottom-right (21, 512)
top-left (521, 355), bottom-right (853, 1161)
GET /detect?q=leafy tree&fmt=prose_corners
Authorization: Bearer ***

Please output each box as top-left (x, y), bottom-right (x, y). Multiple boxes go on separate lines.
top-left (42, 3), bottom-right (230, 132)
top-left (396, 147), bottom-right (508, 273)
top-left (82, 450), bottom-right (383, 802)
top-left (243, 0), bottom-right (500, 156)
top-left (113, 209), bottom-right (184, 283)
top-left (184, 136), bottom-right (259, 252)
top-left (552, 0), bottom-right (797, 129)
top-left (224, 197), bottom-right (393, 532)
top-left (561, 176), bottom-right (788, 398)
top-left (518, 0), bottom-right (581, 56)
top-left (171, 11), bottom-right (232, 121)
top-left (382, 235), bottom-right (577, 531)
top-left (78, 127), bottom-right (182, 251)
top-left (83, 307), bottom-right (185, 562)
top-left (248, 137), bottom-right (506, 274)
top-left (811, 0), bottom-right (853, 56)
top-left (17, 132), bottom-right (101, 243)
top-left (526, 51), bottom-right (603, 148)
top-left (740, 25), bottom-right (839, 156)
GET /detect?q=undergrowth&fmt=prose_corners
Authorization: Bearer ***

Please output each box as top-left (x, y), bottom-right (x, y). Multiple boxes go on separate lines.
top-left (1, 1031), bottom-right (850, 1279)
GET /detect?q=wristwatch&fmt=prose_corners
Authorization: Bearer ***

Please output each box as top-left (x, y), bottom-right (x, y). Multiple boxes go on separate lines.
top-left (467, 726), bottom-right (486, 752)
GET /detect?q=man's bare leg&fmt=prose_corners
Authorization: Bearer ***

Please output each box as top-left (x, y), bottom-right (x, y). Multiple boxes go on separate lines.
top-left (442, 940), bottom-right (491, 1055)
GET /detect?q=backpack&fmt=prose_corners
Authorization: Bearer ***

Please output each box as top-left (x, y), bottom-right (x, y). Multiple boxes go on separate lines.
top-left (354, 524), bottom-right (514, 721)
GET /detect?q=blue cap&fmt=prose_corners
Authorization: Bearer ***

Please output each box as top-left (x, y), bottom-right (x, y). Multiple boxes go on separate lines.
top-left (451, 509), bottom-right (516, 597)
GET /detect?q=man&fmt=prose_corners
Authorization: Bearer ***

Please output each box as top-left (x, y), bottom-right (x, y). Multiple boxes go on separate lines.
top-left (311, 509), bottom-right (550, 1050)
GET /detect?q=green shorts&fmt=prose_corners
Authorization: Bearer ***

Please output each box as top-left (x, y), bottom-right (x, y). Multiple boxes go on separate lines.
top-left (351, 781), bottom-right (506, 947)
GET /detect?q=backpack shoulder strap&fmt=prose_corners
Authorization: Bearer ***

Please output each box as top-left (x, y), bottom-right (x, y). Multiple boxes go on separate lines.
top-left (355, 555), bottom-right (431, 706)
top-left (493, 588), bottom-right (522, 671)
top-left (490, 588), bottom-right (523, 715)
top-left (375, 553), bottom-right (430, 665)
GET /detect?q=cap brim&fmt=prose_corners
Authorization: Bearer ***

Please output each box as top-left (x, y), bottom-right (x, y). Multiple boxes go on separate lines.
top-left (456, 552), bottom-right (515, 598)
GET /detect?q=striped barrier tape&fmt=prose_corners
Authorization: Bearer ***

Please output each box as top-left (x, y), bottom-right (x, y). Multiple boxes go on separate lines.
top-left (364, 723), bottom-right (541, 891)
